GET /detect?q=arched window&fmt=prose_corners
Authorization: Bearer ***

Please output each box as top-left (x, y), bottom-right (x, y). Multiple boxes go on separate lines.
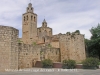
top-left (31, 8), bottom-right (33, 10)
top-left (39, 30), bottom-right (41, 35)
top-left (24, 16), bottom-right (25, 21)
top-left (31, 16), bottom-right (33, 20)
top-left (27, 15), bottom-right (28, 20)
top-left (27, 8), bottom-right (29, 12)
top-left (44, 38), bottom-right (45, 43)
top-left (42, 37), bottom-right (45, 43)
top-left (34, 16), bottom-right (35, 22)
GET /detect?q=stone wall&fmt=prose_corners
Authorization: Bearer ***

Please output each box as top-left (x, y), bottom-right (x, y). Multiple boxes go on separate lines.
top-left (18, 43), bottom-right (60, 69)
top-left (40, 46), bottom-right (60, 62)
top-left (50, 41), bottom-right (59, 48)
top-left (0, 25), bottom-right (18, 71)
top-left (45, 48), bottom-right (60, 62)
top-left (18, 43), bottom-right (41, 69)
top-left (59, 32), bottom-right (86, 63)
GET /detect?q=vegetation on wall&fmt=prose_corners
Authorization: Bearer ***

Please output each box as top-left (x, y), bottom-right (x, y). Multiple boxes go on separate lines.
top-left (66, 32), bottom-right (71, 35)
top-left (75, 30), bottom-right (80, 34)
top-left (33, 42), bottom-right (37, 46)
top-left (48, 44), bottom-right (52, 48)
top-left (18, 40), bottom-right (23, 43)
top-left (66, 30), bottom-right (80, 35)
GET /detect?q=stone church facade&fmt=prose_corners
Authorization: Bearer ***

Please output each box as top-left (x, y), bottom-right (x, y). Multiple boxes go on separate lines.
top-left (0, 3), bottom-right (86, 71)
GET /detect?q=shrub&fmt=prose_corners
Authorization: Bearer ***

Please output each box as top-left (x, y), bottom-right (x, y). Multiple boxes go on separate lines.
top-left (62, 59), bottom-right (76, 69)
top-left (82, 57), bottom-right (99, 69)
top-left (99, 62), bottom-right (100, 65)
top-left (62, 60), bottom-right (68, 69)
top-left (42, 59), bottom-right (53, 68)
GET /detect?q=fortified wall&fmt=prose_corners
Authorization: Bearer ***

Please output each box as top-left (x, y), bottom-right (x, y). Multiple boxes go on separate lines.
top-left (0, 3), bottom-right (86, 71)
top-left (59, 32), bottom-right (86, 63)
top-left (0, 26), bottom-right (18, 71)
top-left (18, 43), bottom-right (60, 69)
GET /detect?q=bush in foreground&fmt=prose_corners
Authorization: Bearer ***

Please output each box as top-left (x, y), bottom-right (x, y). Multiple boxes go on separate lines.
top-left (62, 59), bottom-right (76, 69)
top-left (82, 57), bottom-right (99, 69)
top-left (42, 59), bottom-right (53, 68)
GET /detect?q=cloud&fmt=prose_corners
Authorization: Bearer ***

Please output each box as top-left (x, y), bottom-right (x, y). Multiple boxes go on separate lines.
top-left (0, 0), bottom-right (100, 39)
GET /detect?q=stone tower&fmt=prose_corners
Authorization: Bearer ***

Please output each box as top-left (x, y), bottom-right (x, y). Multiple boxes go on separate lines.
top-left (0, 26), bottom-right (19, 71)
top-left (42, 19), bottom-right (47, 28)
top-left (22, 3), bottom-right (37, 44)
top-left (59, 32), bottom-right (86, 63)
top-left (37, 19), bottom-right (52, 44)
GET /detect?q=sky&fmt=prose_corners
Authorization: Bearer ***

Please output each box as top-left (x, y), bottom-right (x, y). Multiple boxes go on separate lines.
top-left (0, 0), bottom-right (100, 39)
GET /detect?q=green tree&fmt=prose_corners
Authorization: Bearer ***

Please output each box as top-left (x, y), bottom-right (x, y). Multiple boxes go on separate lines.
top-left (90, 24), bottom-right (100, 39)
top-left (82, 57), bottom-right (99, 69)
top-left (86, 24), bottom-right (100, 59)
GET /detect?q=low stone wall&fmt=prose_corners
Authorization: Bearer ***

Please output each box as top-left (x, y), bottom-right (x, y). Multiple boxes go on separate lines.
top-left (35, 61), bottom-right (42, 68)
top-left (75, 64), bottom-right (83, 69)
top-left (35, 62), bottom-right (62, 68)
top-left (53, 62), bottom-right (62, 68)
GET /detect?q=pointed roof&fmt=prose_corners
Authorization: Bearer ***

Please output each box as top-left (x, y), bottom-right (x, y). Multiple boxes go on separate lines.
top-left (43, 19), bottom-right (46, 22)
top-left (42, 19), bottom-right (47, 27)
top-left (28, 3), bottom-right (32, 7)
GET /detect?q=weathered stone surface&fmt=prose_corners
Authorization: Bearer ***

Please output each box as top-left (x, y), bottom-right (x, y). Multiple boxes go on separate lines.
top-left (59, 33), bottom-right (86, 63)
top-left (0, 26), bottom-right (18, 71)
top-left (18, 43), bottom-right (60, 69)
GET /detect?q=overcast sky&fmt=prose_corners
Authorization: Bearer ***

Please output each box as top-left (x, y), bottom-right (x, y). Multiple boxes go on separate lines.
top-left (0, 0), bottom-right (100, 39)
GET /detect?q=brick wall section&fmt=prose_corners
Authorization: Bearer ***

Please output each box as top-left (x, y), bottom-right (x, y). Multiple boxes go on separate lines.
top-left (0, 25), bottom-right (19, 71)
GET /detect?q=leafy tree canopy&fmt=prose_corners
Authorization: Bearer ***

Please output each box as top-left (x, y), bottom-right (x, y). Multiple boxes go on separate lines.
top-left (90, 24), bottom-right (100, 39)
top-left (86, 23), bottom-right (100, 59)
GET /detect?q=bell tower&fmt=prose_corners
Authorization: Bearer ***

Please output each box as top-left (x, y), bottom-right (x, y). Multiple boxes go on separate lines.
top-left (42, 19), bottom-right (47, 27)
top-left (22, 3), bottom-right (37, 44)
